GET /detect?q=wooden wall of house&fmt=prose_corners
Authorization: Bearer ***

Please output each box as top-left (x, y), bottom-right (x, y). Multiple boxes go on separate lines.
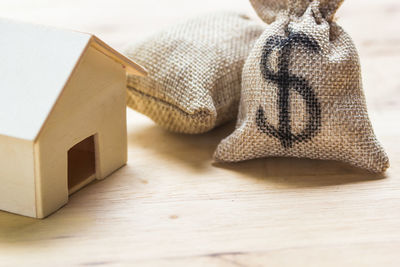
top-left (34, 46), bottom-right (128, 218)
top-left (0, 135), bottom-right (36, 217)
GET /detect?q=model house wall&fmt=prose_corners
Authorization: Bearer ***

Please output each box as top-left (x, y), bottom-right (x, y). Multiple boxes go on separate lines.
top-left (34, 47), bottom-right (128, 218)
top-left (0, 135), bottom-right (36, 217)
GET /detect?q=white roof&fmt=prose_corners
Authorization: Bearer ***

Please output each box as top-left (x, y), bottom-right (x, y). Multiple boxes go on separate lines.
top-left (0, 18), bottom-right (146, 141)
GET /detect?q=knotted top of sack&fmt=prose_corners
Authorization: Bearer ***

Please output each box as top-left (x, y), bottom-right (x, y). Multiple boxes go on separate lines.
top-left (250, 0), bottom-right (344, 24)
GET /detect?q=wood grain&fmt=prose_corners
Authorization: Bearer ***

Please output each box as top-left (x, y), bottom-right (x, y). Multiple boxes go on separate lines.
top-left (0, 0), bottom-right (399, 266)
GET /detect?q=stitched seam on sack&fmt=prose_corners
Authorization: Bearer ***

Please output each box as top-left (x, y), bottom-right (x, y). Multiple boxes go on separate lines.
top-left (127, 85), bottom-right (212, 118)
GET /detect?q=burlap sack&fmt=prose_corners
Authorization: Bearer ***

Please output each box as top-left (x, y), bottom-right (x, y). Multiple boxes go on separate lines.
top-left (125, 12), bottom-right (263, 134)
top-left (214, 0), bottom-right (390, 172)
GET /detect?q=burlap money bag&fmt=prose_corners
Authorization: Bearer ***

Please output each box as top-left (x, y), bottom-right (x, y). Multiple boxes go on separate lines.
top-left (125, 12), bottom-right (263, 134)
top-left (214, 0), bottom-right (390, 172)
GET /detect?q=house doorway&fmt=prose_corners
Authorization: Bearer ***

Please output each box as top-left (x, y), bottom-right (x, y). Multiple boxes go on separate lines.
top-left (68, 135), bottom-right (97, 194)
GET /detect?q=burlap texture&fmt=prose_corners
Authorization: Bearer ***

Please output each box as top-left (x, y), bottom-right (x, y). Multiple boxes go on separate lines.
top-left (249, 0), bottom-right (343, 24)
top-left (214, 0), bottom-right (389, 172)
top-left (125, 12), bottom-right (263, 134)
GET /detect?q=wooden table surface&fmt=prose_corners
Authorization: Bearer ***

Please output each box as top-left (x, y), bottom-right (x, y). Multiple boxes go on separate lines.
top-left (1, 0), bottom-right (399, 266)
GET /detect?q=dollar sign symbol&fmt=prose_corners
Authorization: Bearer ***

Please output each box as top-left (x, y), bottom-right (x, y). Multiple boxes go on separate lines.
top-left (256, 31), bottom-right (322, 148)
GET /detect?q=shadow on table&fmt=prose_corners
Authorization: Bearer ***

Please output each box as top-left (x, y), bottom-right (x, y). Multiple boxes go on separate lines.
top-left (213, 157), bottom-right (386, 188)
top-left (128, 121), bottom-right (386, 186)
top-left (0, 169), bottom-right (125, 246)
top-left (128, 121), bottom-right (236, 171)
top-left (0, 208), bottom-right (92, 246)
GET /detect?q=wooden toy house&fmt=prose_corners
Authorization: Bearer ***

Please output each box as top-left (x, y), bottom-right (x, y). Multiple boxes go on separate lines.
top-left (0, 19), bottom-right (147, 218)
